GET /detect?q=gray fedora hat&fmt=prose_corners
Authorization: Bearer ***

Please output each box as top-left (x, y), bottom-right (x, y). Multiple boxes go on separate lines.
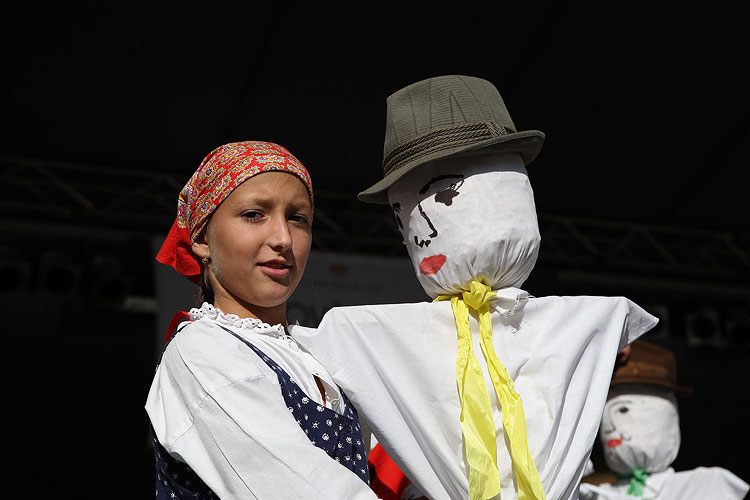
top-left (358, 75), bottom-right (545, 204)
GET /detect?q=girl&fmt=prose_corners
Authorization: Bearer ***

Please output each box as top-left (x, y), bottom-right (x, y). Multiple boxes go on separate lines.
top-left (146, 141), bottom-right (378, 499)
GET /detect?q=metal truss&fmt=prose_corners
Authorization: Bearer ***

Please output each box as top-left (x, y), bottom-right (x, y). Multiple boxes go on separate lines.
top-left (537, 215), bottom-right (750, 282)
top-left (2, 155), bottom-right (749, 290)
top-left (0, 155), bottom-right (183, 238)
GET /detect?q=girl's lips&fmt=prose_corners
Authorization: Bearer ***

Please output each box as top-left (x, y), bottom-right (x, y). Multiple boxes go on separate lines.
top-left (259, 262), bottom-right (291, 278)
top-left (420, 254), bottom-right (447, 275)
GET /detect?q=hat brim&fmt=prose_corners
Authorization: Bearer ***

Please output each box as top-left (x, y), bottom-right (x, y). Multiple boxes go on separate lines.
top-left (358, 130), bottom-right (545, 204)
top-left (611, 377), bottom-right (694, 399)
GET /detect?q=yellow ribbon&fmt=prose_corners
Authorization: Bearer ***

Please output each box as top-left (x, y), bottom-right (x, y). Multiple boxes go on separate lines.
top-left (436, 280), bottom-right (546, 500)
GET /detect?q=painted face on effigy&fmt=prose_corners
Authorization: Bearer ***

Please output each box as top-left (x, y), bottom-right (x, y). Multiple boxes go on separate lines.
top-left (600, 383), bottom-right (681, 475)
top-left (386, 151), bottom-right (541, 298)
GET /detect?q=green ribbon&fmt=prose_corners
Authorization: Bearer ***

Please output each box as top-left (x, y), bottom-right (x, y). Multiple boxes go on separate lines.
top-left (618, 468), bottom-right (648, 496)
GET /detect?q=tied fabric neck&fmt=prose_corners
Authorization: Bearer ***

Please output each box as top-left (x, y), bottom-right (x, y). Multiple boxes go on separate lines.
top-left (436, 281), bottom-right (545, 500)
top-left (619, 468), bottom-right (648, 496)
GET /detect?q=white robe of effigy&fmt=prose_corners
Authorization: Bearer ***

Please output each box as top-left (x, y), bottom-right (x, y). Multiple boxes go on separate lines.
top-left (293, 293), bottom-right (657, 500)
top-left (294, 152), bottom-right (660, 500)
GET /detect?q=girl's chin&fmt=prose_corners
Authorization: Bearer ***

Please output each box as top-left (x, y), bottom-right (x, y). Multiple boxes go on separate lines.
top-left (215, 287), bottom-right (297, 314)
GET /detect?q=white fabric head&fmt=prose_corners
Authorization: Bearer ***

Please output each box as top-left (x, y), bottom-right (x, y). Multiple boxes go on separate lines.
top-left (600, 384), bottom-right (681, 475)
top-left (386, 152), bottom-right (541, 298)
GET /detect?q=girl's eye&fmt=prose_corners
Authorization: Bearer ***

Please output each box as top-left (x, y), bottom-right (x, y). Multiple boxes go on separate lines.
top-left (242, 210), bottom-right (263, 220)
top-left (289, 214), bottom-right (310, 224)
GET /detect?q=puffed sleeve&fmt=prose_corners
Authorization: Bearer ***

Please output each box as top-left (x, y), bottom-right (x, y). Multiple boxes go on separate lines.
top-left (146, 319), bottom-right (379, 500)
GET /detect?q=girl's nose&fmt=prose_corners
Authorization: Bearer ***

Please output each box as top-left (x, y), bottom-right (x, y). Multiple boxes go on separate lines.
top-left (268, 215), bottom-right (293, 250)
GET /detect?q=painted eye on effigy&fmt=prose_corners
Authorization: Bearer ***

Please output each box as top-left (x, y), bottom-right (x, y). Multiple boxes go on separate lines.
top-left (434, 179), bottom-right (464, 206)
top-left (419, 174), bottom-right (464, 201)
top-left (407, 174), bottom-right (466, 249)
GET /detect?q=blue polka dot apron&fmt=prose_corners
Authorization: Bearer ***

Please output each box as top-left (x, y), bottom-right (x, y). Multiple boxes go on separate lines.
top-left (152, 321), bottom-right (370, 499)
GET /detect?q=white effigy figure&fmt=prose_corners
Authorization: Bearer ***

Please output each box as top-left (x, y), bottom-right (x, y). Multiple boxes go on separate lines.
top-left (292, 75), bottom-right (659, 500)
top-left (580, 341), bottom-right (749, 500)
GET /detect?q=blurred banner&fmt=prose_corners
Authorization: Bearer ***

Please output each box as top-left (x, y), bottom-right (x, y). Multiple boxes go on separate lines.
top-left (152, 240), bottom-right (428, 345)
top-left (287, 250), bottom-right (428, 326)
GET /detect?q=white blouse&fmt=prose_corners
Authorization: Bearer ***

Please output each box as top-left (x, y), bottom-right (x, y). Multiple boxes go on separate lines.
top-left (145, 303), bottom-right (378, 499)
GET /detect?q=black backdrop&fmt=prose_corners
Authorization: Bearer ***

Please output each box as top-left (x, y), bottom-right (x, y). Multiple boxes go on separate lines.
top-left (2, 2), bottom-right (748, 498)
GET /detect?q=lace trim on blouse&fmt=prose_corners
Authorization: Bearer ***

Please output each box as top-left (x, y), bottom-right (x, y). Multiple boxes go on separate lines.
top-left (188, 302), bottom-right (289, 339)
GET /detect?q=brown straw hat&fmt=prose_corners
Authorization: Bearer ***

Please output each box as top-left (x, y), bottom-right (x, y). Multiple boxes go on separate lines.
top-left (358, 75), bottom-right (546, 204)
top-left (611, 341), bottom-right (693, 398)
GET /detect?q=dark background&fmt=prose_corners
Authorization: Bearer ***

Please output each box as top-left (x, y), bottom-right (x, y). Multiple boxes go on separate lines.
top-left (2, 2), bottom-right (748, 498)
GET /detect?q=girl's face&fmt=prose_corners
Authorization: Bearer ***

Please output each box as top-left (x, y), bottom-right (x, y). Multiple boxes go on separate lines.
top-left (192, 171), bottom-right (313, 321)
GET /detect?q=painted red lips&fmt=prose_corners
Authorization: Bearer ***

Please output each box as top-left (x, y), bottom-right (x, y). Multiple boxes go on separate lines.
top-left (420, 254), bottom-right (447, 275)
top-left (607, 438), bottom-right (623, 448)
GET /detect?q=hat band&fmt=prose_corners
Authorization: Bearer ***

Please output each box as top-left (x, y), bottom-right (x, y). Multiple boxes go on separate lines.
top-left (382, 121), bottom-right (515, 177)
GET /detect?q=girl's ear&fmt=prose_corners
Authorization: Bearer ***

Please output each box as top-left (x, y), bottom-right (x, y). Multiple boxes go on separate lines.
top-left (191, 229), bottom-right (210, 260)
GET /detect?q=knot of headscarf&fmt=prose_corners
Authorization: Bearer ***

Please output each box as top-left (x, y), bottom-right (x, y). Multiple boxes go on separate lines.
top-left (436, 280), bottom-right (545, 500)
top-left (155, 141), bottom-right (313, 284)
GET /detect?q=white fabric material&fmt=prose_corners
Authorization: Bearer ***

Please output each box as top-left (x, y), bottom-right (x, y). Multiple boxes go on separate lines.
top-left (293, 151), bottom-right (658, 499)
top-left (580, 466), bottom-right (750, 500)
top-left (600, 385), bottom-right (681, 475)
top-left (386, 151), bottom-right (540, 298)
top-left (293, 293), bottom-right (658, 500)
top-left (584, 459), bottom-right (596, 478)
top-left (401, 482), bottom-right (427, 499)
top-left (145, 303), bottom-right (378, 499)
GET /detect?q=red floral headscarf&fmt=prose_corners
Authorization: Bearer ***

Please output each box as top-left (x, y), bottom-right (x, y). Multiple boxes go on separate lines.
top-left (156, 141), bottom-right (314, 284)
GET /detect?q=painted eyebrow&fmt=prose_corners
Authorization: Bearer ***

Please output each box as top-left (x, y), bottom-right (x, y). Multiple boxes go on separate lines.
top-left (419, 174), bottom-right (465, 195)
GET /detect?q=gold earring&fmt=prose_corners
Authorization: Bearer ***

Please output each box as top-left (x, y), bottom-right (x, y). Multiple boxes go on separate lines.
top-left (201, 257), bottom-right (210, 264)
